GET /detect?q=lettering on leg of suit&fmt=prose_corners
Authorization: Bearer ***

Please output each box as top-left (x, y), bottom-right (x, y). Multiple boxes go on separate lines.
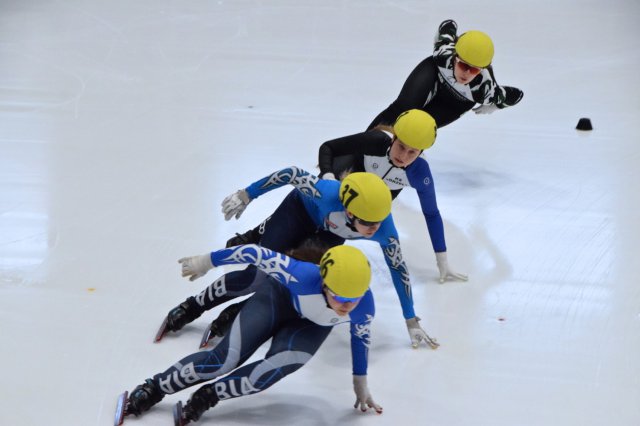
top-left (158, 362), bottom-right (201, 394)
top-left (214, 378), bottom-right (260, 400)
top-left (196, 275), bottom-right (227, 306)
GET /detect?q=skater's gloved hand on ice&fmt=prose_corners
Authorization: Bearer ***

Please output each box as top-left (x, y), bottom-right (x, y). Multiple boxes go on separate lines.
top-left (178, 254), bottom-right (214, 281)
top-left (435, 252), bottom-right (468, 284)
top-left (353, 375), bottom-right (383, 414)
top-left (221, 189), bottom-right (251, 221)
top-left (472, 103), bottom-right (499, 115)
top-left (406, 316), bottom-right (440, 349)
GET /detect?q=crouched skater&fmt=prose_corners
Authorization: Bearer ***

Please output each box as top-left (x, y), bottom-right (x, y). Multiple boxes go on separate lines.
top-left (115, 244), bottom-right (381, 425)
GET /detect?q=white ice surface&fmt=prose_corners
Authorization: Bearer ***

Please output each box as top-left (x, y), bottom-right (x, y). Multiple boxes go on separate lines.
top-left (1, 1), bottom-right (639, 425)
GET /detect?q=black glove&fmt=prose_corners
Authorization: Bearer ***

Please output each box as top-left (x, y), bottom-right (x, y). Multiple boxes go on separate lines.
top-left (503, 86), bottom-right (524, 107)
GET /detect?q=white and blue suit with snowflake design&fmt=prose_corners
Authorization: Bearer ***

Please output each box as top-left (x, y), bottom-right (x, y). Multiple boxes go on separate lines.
top-left (241, 166), bottom-right (416, 320)
top-left (152, 245), bottom-right (374, 403)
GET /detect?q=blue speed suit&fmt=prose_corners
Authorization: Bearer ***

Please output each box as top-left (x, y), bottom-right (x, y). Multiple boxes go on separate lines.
top-left (232, 166), bottom-right (417, 320)
top-left (152, 245), bottom-right (375, 403)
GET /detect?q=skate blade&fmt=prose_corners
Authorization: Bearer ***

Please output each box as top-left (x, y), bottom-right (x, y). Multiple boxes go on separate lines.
top-left (154, 316), bottom-right (170, 343)
top-left (114, 391), bottom-right (128, 426)
top-left (173, 400), bottom-right (186, 426)
top-left (199, 327), bottom-right (212, 349)
top-left (199, 329), bottom-right (224, 349)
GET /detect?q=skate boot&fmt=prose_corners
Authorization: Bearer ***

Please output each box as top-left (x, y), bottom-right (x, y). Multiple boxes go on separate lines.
top-left (210, 301), bottom-right (244, 337)
top-left (200, 301), bottom-right (245, 348)
top-left (182, 384), bottom-right (219, 423)
top-left (126, 379), bottom-right (164, 416)
top-left (225, 227), bottom-right (261, 248)
top-left (167, 297), bottom-right (205, 332)
top-left (438, 19), bottom-right (457, 38)
top-left (503, 86), bottom-right (524, 107)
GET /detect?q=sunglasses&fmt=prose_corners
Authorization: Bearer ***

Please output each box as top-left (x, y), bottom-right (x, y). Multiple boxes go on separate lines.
top-left (455, 57), bottom-right (482, 75)
top-left (326, 287), bottom-right (363, 304)
top-left (353, 216), bottom-right (382, 227)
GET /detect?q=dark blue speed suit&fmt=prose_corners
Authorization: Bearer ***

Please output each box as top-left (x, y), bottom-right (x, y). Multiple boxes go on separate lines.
top-left (152, 245), bottom-right (375, 404)
top-left (219, 166), bottom-right (417, 320)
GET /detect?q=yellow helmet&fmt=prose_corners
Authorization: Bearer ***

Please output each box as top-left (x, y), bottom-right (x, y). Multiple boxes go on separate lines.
top-left (393, 109), bottom-right (437, 150)
top-left (320, 245), bottom-right (371, 299)
top-left (339, 172), bottom-right (392, 222)
top-left (455, 30), bottom-right (494, 68)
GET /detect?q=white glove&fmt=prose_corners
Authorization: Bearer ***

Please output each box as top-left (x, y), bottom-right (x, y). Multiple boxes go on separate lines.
top-left (353, 375), bottom-right (383, 414)
top-left (178, 254), bottom-right (214, 281)
top-left (221, 189), bottom-right (251, 221)
top-left (473, 103), bottom-right (499, 115)
top-left (321, 172), bottom-right (337, 181)
top-left (435, 251), bottom-right (468, 284)
top-left (406, 316), bottom-right (440, 349)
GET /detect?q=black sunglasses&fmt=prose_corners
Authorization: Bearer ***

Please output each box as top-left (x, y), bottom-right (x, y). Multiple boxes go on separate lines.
top-left (353, 216), bottom-right (381, 227)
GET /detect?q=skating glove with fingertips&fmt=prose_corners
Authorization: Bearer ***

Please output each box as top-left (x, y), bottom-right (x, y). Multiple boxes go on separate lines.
top-left (178, 254), bottom-right (214, 281)
top-left (435, 251), bottom-right (468, 283)
top-left (406, 316), bottom-right (440, 349)
top-left (221, 189), bottom-right (251, 221)
top-left (353, 375), bottom-right (383, 414)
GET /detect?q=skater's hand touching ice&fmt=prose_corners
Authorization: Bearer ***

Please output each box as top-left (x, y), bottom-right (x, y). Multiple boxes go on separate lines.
top-left (473, 103), bottom-right (499, 114)
top-left (435, 252), bottom-right (468, 284)
top-left (406, 316), bottom-right (440, 349)
top-left (353, 375), bottom-right (383, 414)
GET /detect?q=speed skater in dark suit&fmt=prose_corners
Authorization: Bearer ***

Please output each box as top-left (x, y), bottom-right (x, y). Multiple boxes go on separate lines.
top-left (318, 109), bottom-right (467, 283)
top-left (368, 19), bottom-right (523, 130)
top-left (118, 244), bottom-right (381, 424)
top-left (226, 110), bottom-right (465, 285)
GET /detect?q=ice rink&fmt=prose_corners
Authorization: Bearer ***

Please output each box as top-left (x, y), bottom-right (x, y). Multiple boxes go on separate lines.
top-left (1, 1), bottom-right (639, 425)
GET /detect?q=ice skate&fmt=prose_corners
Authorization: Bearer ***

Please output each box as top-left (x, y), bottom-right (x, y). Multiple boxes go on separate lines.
top-left (173, 385), bottom-right (219, 425)
top-left (503, 86), bottom-right (524, 106)
top-left (114, 379), bottom-right (163, 424)
top-left (225, 227), bottom-right (260, 248)
top-left (155, 297), bottom-right (205, 342)
top-left (199, 301), bottom-right (244, 348)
